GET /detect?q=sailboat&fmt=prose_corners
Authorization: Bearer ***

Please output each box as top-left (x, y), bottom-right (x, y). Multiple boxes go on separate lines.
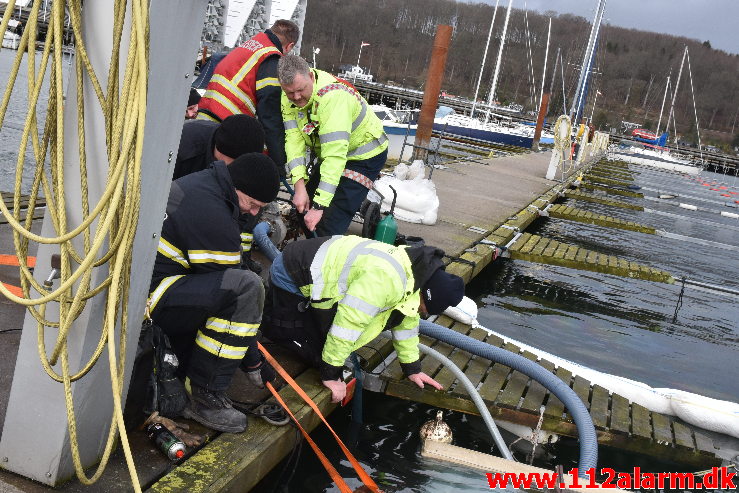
top-left (431, 0), bottom-right (554, 148)
top-left (607, 47), bottom-right (702, 174)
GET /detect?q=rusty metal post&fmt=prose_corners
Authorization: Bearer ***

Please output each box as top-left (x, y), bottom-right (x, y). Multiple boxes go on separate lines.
top-left (532, 92), bottom-right (550, 151)
top-left (412, 25), bottom-right (453, 162)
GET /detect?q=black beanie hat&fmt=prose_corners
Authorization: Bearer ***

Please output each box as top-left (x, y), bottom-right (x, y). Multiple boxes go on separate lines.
top-left (421, 269), bottom-right (465, 315)
top-left (227, 152), bottom-right (280, 203)
top-left (188, 87), bottom-right (201, 106)
top-left (214, 114), bottom-right (266, 160)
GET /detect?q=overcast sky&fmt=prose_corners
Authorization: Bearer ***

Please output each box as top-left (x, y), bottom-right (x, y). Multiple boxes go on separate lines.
top-left (477, 0), bottom-right (738, 55)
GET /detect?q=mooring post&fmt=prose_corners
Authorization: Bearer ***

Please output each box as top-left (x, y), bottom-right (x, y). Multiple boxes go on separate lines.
top-left (532, 93), bottom-right (550, 151)
top-left (0, 0), bottom-right (207, 485)
top-left (413, 25), bottom-right (453, 163)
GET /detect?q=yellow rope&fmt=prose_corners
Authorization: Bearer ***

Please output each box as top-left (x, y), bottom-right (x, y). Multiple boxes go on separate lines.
top-left (552, 114), bottom-right (572, 174)
top-left (0, 1), bottom-right (150, 490)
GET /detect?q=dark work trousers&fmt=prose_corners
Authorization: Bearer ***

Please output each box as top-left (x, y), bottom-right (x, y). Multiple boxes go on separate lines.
top-left (259, 283), bottom-right (337, 367)
top-left (307, 148), bottom-right (387, 237)
top-left (150, 268), bottom-right (265, 391)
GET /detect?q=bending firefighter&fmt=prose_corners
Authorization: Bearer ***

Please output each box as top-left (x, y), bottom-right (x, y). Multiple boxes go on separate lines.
top-left (279, 54), bottom-right (388, 236)
top-left (148, 154), bottom-right (280, 433)
top-left (262, 235), bottom-right (466, 402)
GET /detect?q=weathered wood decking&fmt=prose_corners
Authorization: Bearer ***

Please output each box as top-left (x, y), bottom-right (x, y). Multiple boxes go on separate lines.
top-left (354, 318), bottom-right (721, 469)
top-left (1, 151), bottom-right (734, 493)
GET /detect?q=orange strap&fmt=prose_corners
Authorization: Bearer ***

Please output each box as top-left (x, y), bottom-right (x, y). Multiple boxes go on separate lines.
top-left (2, 282), bottom-right (23, 297)
top-left (0, 254), bottom-right (36, 267)
top-left (266, 382), bottom-right (352, 493)
top-left (259, 342), bottom-right (381, 493)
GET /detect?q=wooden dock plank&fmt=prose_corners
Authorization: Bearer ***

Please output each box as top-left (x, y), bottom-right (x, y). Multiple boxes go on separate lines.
top-left (672, 420), bottom-right (696, 451)
top-left (433, 325), bottom-right (478, 389)
top-left (520, 359), bottom-right (554, 415)
top-left (589, 385), bottom-right (609, 430)
top-left (571, 375), bottom-right (591, 411)
top-left (631, 403), bottom-right (652, 439)
top-left (449, 329), bottom-right (502, 399)
top-left (651, 411), bottom-right (673, 445)
top-left (543, 366), bottom-right (572, 419)
top-left (149, 369), bottom-right (333, 493)
top-left (694, 430), bottom-right (717, 455)
top-left (609, 394), bottom-right (631, 435)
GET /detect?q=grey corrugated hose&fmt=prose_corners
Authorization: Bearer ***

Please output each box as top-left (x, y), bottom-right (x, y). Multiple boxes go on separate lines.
top-left (419, 319), bottom-right (597, 477)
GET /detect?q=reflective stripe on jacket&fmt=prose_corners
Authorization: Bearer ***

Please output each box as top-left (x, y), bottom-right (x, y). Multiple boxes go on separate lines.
top-left (285, 235), bottom-right (420, 367)
top-left (281, 70), bottom-right (388, 207)
top-left (149, 162), bottom-right (242, 300)
top-left (197, 32), bottom-right (281, 121)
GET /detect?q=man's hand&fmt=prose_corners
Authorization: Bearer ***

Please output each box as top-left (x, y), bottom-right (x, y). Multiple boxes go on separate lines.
top-left (304, 208), bottom-right (324, 231)
top-left (322, 379), bottom-right (347, 403)
top-left (292, 179), bottom-right (310, 213)
top-left (408, 372), bottom-right (443, 391)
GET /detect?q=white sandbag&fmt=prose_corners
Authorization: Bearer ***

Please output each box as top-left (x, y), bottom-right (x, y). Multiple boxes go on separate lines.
top-left (374, 175), bottom-right (439, 225)
top-left (393, 162), bottom-right (409, 180)
top-left (406, 160), bottom-right (426, 180)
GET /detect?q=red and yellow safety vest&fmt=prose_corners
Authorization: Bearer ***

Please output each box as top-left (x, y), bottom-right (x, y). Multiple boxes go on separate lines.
top-left (197, 32), bottom-right (282, 122)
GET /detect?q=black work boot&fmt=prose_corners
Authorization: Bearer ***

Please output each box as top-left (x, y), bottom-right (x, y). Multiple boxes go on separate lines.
top-left (183, 384), bottom-right (248, 433)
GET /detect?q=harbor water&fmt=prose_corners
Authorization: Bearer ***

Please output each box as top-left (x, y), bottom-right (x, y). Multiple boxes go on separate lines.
top-left (3, 48), bottom-right (738, 492)
top-left (257, 166), bottom-right (739, 492)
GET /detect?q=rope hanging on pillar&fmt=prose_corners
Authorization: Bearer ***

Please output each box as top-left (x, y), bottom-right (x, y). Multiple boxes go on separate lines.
top-left (0, 0), bottom-right (149, 490)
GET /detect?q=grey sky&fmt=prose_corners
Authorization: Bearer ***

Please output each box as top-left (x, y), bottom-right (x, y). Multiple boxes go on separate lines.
top-left (478, 0), bottom-right (738, 55)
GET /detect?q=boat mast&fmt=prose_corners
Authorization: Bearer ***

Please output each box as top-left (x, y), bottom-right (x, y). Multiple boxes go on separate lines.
top-left (523, 7), bottom-right (536, 108)
top-left (685, 48), bottom-right (704, 162)
top-left (471, 0), bottom-right (500, 118)
top-left (666, 45), bottom-right (687, 145)
top-left (655, 69), bottom-right (671, 136)
top-left (560, 50), bottom-right (567, 114)
top-left (538, 17), bottom-right (552, 114)
top-left (485, 0), bottom-right (513, 122)
top-left (570, 0), bottom-right (607, 122)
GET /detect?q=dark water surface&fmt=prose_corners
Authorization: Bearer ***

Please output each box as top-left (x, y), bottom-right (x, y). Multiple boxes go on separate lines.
top-left (258, 166), bottom-right (738, 492)
top-left (3, 50), bottom-right (737, 493)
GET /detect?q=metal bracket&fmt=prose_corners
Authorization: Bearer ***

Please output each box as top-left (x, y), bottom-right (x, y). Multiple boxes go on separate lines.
top-left (466, 225), bottom-right (489, 234)
top-left (539, 204), bottom-right (554, 217)
top-left (362, 372), bottom-right (387, 393)
top-left (499, 224), bottom-right (520, 232)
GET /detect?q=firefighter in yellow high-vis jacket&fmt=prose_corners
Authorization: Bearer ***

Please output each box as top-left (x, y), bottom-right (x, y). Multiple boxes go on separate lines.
top-left (278, 54), bottom-right (388, 236)
top-left (261, 235), bottom-right (466, 403)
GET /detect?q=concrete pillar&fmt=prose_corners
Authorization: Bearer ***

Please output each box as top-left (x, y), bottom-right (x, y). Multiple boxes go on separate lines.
top-left (0, 0), bottom-right (207, 485)
top-left (412, 25), bottom-right (452, 163)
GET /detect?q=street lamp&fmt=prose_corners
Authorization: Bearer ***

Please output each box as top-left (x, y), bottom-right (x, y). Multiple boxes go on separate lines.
top-left (312, 47), bottom-right (320, 68)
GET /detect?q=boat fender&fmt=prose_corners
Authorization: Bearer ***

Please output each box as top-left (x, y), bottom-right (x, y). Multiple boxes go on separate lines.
top-left (679, 203), bottom-right (698, 211)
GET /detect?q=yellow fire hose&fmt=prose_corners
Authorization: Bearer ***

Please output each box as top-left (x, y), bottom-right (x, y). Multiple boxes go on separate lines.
top-left (0, 0), bottom-right (149, 490)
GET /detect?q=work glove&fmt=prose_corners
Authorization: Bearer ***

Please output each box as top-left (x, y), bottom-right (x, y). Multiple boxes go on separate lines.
top-left (144, 412), bottom-right (204, 447)
top-left (244, 357), bottom-right (276, 388)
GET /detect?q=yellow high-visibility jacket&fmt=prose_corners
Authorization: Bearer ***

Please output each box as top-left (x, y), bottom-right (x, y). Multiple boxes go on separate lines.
top-left (281, 69), bottom-right (387, 207)
top-left (285, 236), bottom-right (421, 376)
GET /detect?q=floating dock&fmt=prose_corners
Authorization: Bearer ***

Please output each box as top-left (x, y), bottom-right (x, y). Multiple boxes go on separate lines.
top-left (2, 150), bottom-right (737, 492)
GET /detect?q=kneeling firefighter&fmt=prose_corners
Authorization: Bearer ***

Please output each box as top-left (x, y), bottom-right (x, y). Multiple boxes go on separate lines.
top-left (261, 235), bottom-right (466, 402)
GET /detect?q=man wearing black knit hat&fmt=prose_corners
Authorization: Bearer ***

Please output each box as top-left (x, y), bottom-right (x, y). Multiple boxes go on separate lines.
top-left (185, 88), bottom-right (201, 119)
top-left (172, 114), bottom-right (266, 180)
top-left (148, 153), bottom-right (280, 433)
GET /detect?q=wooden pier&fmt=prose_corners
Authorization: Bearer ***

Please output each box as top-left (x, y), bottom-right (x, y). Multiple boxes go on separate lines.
top-left (355, 319), bottom-right (722, 468)
top-left (2, 150), bottom-right (737, 492)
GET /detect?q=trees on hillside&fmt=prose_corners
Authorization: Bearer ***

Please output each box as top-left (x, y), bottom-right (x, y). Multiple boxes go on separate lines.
top-left (302, 0), bottom-right (739, 139)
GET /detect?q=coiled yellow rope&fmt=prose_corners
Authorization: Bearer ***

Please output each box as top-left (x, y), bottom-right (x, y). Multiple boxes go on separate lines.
top-left (552, 114), bottom-right (572, 175)
top-left (0, 1), bottom-right (148, 490)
